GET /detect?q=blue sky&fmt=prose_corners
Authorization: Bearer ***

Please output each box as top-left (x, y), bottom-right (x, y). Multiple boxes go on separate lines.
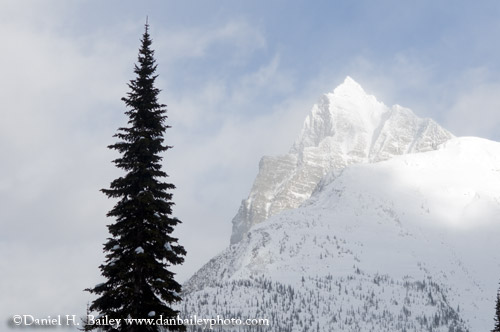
top-left (2, 0), bottom-right (500, 326)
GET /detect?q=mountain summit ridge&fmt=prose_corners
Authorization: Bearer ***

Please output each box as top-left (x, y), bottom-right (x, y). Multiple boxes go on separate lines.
top-left (182, 77), bottom-right (500, 331)
top-left (230, 76), bottom-right (453, 244)
top-left (290, 76), bottom-right (386, 154)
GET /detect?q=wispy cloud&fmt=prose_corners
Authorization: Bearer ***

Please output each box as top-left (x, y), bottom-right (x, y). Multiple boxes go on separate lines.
top-left (155, 20), bottom-right (266, 65)
top-left (3, 1), bottom-right (500, 326)
top-left (444, 81), bottom-right (500, 139)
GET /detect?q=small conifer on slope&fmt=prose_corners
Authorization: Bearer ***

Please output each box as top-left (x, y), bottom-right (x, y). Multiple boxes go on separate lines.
top-left (493, 286), bottom-right (500, 332)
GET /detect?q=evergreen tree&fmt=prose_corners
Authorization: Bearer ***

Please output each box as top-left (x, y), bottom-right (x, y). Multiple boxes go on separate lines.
top-left (85, 22), bottom-right (186, 332)
top-left (494, 286), bottom-right (500, 332)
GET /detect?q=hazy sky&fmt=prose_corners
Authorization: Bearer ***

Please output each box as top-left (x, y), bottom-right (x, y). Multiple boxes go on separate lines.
top-left (2, 0), bottom-right (500, 327)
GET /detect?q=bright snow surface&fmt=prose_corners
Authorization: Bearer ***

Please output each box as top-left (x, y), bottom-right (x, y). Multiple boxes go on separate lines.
top-left (185, 137), bottom-right (500, 331)
top-left (183, 78), bottom-right (500, 332)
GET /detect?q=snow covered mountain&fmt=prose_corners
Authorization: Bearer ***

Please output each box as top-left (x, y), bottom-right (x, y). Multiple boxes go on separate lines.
top-left (181, 78), bottom-right (500, 331)
top-left (230, 77), bottom-right (453, 244)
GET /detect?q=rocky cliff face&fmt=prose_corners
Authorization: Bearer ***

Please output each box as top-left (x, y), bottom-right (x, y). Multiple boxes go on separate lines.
top-left (230, 77), bottom-right (453, 244)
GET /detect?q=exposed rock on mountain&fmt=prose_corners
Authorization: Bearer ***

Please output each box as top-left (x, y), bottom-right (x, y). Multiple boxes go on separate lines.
top-left (230, 77), bottom-right (453, 244)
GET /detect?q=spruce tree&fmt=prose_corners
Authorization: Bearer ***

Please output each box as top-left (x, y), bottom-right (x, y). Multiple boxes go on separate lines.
top-left (85, 22), bottom-right (186, 332)
top-left (494, 286), bottom-right (500, 332)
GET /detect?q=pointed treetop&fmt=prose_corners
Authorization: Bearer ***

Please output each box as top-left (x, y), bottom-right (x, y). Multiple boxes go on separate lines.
top-left (143, 16), bottom-right (150, 41)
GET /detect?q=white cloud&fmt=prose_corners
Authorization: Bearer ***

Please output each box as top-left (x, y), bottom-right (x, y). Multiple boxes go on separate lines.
top-left (164, 54), bottom-right (314, 281)
top-left (341, 53), bottom-right (436, 115)
top-left (155, 20), bottom-right (266, 65)
top-left (444, 82), bottom-right (500, 139)
top-left (0, 4), bottom-right (298, 319)
top-left (0, 3), bottom-right (138, 320)
top-left (230, 55), bottom-right (296, 105)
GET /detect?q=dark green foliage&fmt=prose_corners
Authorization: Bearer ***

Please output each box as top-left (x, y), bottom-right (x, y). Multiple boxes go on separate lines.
top-left (85, 23), bottom-right (186, 332)
top-left (493, 286), bottom-right (500, 332)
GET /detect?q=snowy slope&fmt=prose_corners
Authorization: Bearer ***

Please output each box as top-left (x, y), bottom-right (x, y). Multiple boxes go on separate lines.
top-left (230, 77), bottom-right (453, 244)
top-left (183, 137), bottom-right (500, 331)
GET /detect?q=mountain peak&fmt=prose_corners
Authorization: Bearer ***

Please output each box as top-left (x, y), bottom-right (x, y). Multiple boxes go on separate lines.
top-left (230, 77), bottom-right (453, 244)
top-left (334, 76), bottom-right (365, 94)
top-left (329, 76), bottom-right (374, 106)
top-left (291, 77), bottom-right (386, 153)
